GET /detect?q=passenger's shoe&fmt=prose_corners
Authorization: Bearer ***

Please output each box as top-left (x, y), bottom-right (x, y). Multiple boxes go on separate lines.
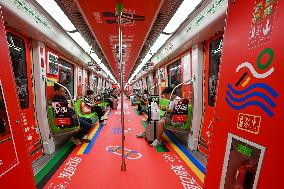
top-left (82, 135), bottom-right (88, 140)
top-left (136, 132), bottom-right (146, 138)
top-left (71, 137), bottom-right (81, 145)
top-left (150, 139), bottom-right (162, 147)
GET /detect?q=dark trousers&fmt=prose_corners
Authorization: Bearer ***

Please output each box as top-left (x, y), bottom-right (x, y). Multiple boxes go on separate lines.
top-left (91, 106), bottom-right (104, 123)
top-left (74, 117), bottom-right (93, 139)
top-left (106, 99), bottom-right (113, 109)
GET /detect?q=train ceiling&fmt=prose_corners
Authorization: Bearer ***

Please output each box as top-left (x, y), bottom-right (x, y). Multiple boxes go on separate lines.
top-left (55, 0), bottom-right (183, 82)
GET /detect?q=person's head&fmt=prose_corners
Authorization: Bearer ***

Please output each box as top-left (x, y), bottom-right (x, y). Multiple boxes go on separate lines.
top-left (54, 83), bottom-right (65, 96)
top-left (86, 89), bottom-right (94, 97)
top-left (162, 87), bottom-right (173, 100)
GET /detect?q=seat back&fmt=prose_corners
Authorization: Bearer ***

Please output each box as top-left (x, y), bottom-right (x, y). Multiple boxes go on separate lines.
top-left (74, 99), bottom-right (97, 122)
top-left (47, 106), bottom-right (80, 134)
top-left (159, 98), bottom-right (169, 117)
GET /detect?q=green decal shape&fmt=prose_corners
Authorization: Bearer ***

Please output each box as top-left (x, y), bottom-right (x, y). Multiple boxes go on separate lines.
top-left (257, 48), bottom-right (274, 70)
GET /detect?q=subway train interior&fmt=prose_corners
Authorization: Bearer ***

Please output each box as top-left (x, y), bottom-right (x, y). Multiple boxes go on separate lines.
top-left (0, 0), bottom-right (282, 188)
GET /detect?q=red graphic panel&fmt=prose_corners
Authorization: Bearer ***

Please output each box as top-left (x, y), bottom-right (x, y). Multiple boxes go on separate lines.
top-left (248, 0), bottom-right (279, 49)
top-left (199, 35), bottom-right (223, 156)
top-left (0, 9), bottom-right (35, 187)
top-left (6, 29), bottom-right (43, 163)
top-left (205, 0), bottom-right (284, 188)
top-left (76, 0), bottom-right (162, 80)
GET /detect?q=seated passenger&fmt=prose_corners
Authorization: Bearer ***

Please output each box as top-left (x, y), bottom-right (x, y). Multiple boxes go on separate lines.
top-left (52, 83), bottom-right (92, 145)
top-left (83, 90), bottom-right (106, 125)
top-left (151, 87), bottom-right (181, 147)
top-left (136, 87), bottom-right (177, 138)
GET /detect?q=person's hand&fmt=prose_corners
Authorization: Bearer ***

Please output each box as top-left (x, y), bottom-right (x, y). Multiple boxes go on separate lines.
top-left (167, 108), bottom-right (173, 113)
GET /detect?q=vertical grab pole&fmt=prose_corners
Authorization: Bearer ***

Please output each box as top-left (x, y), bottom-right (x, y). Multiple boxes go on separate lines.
top-left (118, 2), bottom-right (126, 171)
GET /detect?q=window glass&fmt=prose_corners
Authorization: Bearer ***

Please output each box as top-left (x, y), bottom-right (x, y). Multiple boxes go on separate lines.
top-left (6, 32), bottom-right (29, 109)
top-left (167, 60), bottom-right (182, 96)
top-left (159, 68), bottom-right (164, 81)
top-left (93, 76), bottom-right (98, 93)
top-left (147, 75), bottom-right (152, 93)
top-left (208, 37), bottom-right (223, 107)
top-left (58, 59), bottom-right (74, 98)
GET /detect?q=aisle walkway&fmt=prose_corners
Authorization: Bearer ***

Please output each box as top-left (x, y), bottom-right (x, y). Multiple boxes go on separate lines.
top-left (44, 99), bottom-right (204, 189)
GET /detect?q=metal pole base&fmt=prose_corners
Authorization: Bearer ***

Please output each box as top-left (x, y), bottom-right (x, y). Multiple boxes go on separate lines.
top-left (121, 162), bottom-right (127, 171)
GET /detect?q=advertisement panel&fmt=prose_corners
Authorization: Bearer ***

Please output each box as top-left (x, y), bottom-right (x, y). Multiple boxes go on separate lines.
top-left (205, 1), bottom-right (283, 188)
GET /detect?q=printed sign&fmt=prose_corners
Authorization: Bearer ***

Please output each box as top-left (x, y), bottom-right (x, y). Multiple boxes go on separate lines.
top-left (237, 113), bottom-right (261, 134)
top-left (248, 0), bottom-right (279, 49)
top-left (47, 52), bottom-right (59, 75)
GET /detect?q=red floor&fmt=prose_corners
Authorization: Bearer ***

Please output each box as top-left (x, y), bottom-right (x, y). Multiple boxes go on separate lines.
top-left (44, 99), bottom-right (203, 189)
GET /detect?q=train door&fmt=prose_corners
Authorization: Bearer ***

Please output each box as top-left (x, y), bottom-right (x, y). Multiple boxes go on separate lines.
top-left (86, 70), bottom-right (91, 91)
top-left (0, 11), bottom-right (35, 187)
top-left (153, 70), bottom-right (158, 95)
top-left (199, 35), bottom-right (223, 156)
top-left (77, 66), bottom-right (83, 98)
top-left (93, 76), bottom-right (98, 93)
top-left (6, 30), bottom-right (44, 163)
top-left (159, 66), bottom-right (166, 92)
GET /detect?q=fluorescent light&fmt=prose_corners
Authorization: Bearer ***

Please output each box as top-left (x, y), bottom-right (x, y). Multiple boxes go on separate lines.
top-left (36, 0), bottom-right (118, 84)
top-left (150, 34), bottom-right (171, 54)
top-left (126, 0), bottom-right (202, 86)
top-left (163, 0), bottom-right (202, 33)
top-left (68, 33), bottom-right (92, 53)
top-left (35, 0), bottom-right (76, 31)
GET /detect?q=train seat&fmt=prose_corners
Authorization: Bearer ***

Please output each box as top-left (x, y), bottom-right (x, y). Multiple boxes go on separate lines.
top-left (47, 106), bottom-right (80, 135)
top-left (74, 99), bottom-right (97, 124)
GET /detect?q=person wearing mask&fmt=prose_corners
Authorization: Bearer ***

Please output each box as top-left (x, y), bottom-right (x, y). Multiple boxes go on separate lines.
top-left (52, 83), bottom-right (92, 145)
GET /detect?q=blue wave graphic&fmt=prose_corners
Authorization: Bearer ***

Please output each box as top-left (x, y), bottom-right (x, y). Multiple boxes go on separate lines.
top-left (227, 83), bottom-right (278, 98)
top-left (226, 90), bottom-right (276, 108)
top-left (225, 98), bottom-right (274, 117)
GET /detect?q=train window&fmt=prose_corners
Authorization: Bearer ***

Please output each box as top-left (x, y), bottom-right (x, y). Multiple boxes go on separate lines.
top-left (159, 68), bottom-right (164, 81)
top-left (147, 75), bottom-right (152, 93)
top-left (6, 32), bottom-right (29, 109)
top-left (58, 59), bottom-right (74, 98)
top-left (208, 37), bottom-right (223, 107)
top-left (167, 60), bottom-right (182, 96)
top-left (93, 76), bottom-right (98, 93)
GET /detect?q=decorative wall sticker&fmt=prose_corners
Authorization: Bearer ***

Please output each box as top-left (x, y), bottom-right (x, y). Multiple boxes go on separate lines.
top-left (111, 127), bottom-right (133, 134)
top-left (237, 113), bottom-right (262, 134)
top-left (249, 0), bottom-right (278, 49)
top-left (225, 83), bottom-right (278, 117)
top-left (236, 61), bottom-right (274, 78)
top-left (106, 146), bottom-right (142, 160)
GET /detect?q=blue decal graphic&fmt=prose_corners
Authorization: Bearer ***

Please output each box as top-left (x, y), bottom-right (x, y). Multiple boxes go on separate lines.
top-left (225, 83), bottom-right (278, 117)
top-left (106, 146), bottom-right (142, 160)
top-left (112, 127), bottom-right (133, 134)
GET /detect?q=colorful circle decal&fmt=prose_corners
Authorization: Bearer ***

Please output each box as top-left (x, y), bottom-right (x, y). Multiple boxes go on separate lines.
top-left (106, 146), bottom-right (142, 160)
